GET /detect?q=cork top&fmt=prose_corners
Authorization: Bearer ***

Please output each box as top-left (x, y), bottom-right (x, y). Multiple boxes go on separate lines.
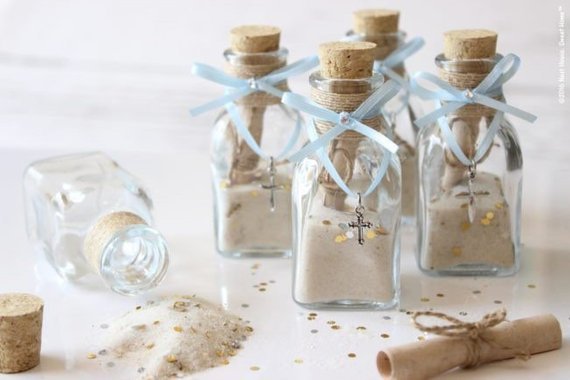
top-left (353, 9), bottom-right (400, 34)
top-left (319, 41), bottom-right (376, 79)
top-left (0, 293), bottom-right (43, 317)
top-left (230, 25), bottom-right (281, 53)
top-left (443, 29), bottom-right (497, 59)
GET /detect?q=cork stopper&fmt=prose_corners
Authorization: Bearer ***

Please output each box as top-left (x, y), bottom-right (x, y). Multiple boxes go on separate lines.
top-left (443, 29), bottom-right (497, 59)
top-left (353, 9), bottom-right (400, 34)
top-left (84, 211), bottom-right (148, 273)
top-left (319, 41), bottom-right (376, 79)
top-left (0, 293), bottom-right (43, 373)
top-left (230, 25), bottom-right (281, 53)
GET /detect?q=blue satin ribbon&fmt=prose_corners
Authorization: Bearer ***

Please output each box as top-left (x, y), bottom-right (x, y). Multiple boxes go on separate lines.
top-left (283, 81), bottom-right (400, 198)
top-left (411, 53), bottom-right (537, 167)
top-left (190, 55), bottom-right (319, 161)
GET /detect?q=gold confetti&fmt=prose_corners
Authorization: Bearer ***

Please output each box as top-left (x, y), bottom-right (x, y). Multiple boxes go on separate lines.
top-left (486, 211), bottom-right (495, 220)
top-left (87, 353), bottom-right (97, 360)
top-left (528, 284), bottom-right (536, 289)
top-left (294, 358), bottom-right (304, 364)
top-left (250, 366), bottom-right (260, 371)
top-left (251, 263), bottom-right (260, 270)
top-left (326, 320), bottom-right (336, 325)
top-left (460, 221), bottom-right (471, 231)
top-left (334, 234), bottom-right (347, 243)
top-left (166, 355), bottom-right (177, 363)
top-left (348, 353), bottom-right (356, 358)
top-left (153, 320), bottom-right (160, 325)
top-left (245, 326), bottom-right (254, 333)
top-left (436, 293), bottom-right (445, 298)
top-left (309, 312), bottom-right (317, 317)
top-left (356, 326), bottom-right (367, 331)
top-left (495, 202), bottom-right (504, 209)
top-left (220, 180), bottom-right (229, 189)
top-left (146, 342), bottom-right (155, 349)
top-left (460, 203), bottom-right (468, 209)
top-left (417, 336), bottom-right (425, 341)
top-left (420, 297), bottom-right (430, 302)
top-left (481, 218), bottom-right (491, 226)
top-left (366, 230), bottom-right (377, 239)
top-left (222, 359), bottom-right (230, 365)
top-left (331, 325), bottom-right (341, 330)
top-left (451, 246), bottom-right (462, 257)
top-left (259, 288), bottom-right (266, 292)
top-left (322, 220), bottom-right (331, 225)
top-left (375, 226), bottom-right (389, 235)
top-left (381, 333), bottom-right (390, 339)
top-left (307, 316), bottom-right (315, 321)
top-left (173, 326), bottom-right (183, 333)
top-left (135, 306), bottom-right (142, 310)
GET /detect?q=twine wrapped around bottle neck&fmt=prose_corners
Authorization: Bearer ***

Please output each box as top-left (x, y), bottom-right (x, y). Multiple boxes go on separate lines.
top-left (225, 58), bottom-right (288, 107)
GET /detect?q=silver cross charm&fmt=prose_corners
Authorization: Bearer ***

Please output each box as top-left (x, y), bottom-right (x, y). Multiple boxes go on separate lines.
top-left (260, 157), bottom-right (283, 212)
top-left (348, 193), bottom-right (373, 245)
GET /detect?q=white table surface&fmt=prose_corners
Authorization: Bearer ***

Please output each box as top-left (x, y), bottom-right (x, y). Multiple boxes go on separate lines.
top-left (0, 1), bottom-right (569, 379)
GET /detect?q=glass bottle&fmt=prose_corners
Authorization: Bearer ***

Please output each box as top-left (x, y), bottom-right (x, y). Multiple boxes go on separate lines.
top-left (347, 9), bottom-right (423, 224)
top-left (417, 30), bottom-right (524, 276)
top-left (291, 42), bottom-right (401, 310)
top-left (210, 26), bottom-right (303, 258)
top-left (24, 152), bottom-right (169, 295)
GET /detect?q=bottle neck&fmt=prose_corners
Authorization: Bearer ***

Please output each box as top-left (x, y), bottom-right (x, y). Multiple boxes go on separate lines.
top-left (83, 211), bottom-right (168, 295)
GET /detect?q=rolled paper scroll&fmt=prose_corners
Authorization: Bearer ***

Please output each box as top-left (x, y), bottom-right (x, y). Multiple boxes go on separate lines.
top-left (377, 309), bottom-right (562, 380)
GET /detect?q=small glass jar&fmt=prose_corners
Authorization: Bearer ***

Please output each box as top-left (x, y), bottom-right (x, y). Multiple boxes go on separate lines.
top-left (211, 47), bottom-right (301, 258)
top-left (24, 152), bottom-right (169, 295)
top-left (417, 54), bottom-right (522, 276)
top-left (346, 30), bottom-right (422, 224)
top-left (292, 72), bottom-right (402, 310)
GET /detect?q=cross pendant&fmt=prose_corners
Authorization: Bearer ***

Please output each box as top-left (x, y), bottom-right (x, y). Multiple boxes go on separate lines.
top-left (348, 193), bottom-right (373, 246)
top-left (260, 157), bottom-right (283, 212)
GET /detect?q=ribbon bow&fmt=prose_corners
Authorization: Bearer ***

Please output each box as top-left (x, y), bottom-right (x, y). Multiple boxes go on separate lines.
top-left (190, 55), bottom-right (319, 161)
top-left (283, 80), bottom-right (400, 198)
top-left (411, 53), bottom-right (537, 167)
top-left (190, 55), bottom-right (319, 116)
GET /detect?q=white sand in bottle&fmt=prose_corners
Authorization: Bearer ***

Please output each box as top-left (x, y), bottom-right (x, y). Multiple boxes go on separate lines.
top-left (94, 296), bottom-right (252, 379)
top-left (400, 153), bottom-right (417, 219)
top-left (421, 172), bottom-right (513, 271)
top-left (294, 189), bottom-right (397, 305)
top-left (216, 170), bottom-right (292, 255)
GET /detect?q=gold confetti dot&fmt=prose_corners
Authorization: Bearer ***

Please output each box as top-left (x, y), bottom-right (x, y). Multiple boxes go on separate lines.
top-left (326, 320), bottom-right (336, 325)
top-left (250, 366), bottom-right (260, 371)
top-left (222, 359), bottom-right (230, 365)
top-left (381, 333), bottom-right (390, 339)
top-left (294, 358), bottom-right (304, 364)
top-left (307, 316), bottom-right (315, 321)
top-left (146, 342), bottom-right (155, 349)
top-left (348, 353), bottom-right (356, 358)
top-left (481, 218), bottom-right (491, 226)
top-left (366, 230), bottom-right (377, 239)
top-left (245, 326), bottom-right (254, 333)
top-left (166, 355), bottom-right (177, 363)
top-left (420, 297), bottom-right (430, 302)
top-left (356, 326), bottom-right (367, 331)
top-left (259, 288), bottom-right (266, 292)
top-left (220, 180), bottom-right (229, 189)
top-left (486, 211), bottom-right (495, 220)
top-left (251, 263), bottom-right (260, 270)
top-left (460, 221), bottom-right (471, 231)
top-left (322, 220), bottom-right (331, 225)
top-left (375, 226), bottom-right (389, 235)
top-left (153, 320), bottom-right (160, 325)
top-left (87, 353), bottom-right (97, 360)
top-left (260, 282), bottom-right (267, 286)
top-left (173, 326), bottom-right (183, 333)
top-left (528, 284), bottom-right (536, 289)
top-left (417, 336), bottom-right (425, 341)
top-left (331, 325), bottom-right (341, 330)
top-left (250, 190), bottom-right (259, 197)
top-left (436, 293), bottom-right (445, 298)
top-left (334, 234), bottom-right (347, 243)
top-left (451, 246), bottom-right (462, 257)
top-left (495, 202), bottom-right (504, 209)
top-left (494, 300), bottom-right (503, 304)
top-left (473, 290), bottom-right (481, 294)
top-left (309, 312), bottom-right (317, 317)
top-left (135, 306), bottom-right (142, 310)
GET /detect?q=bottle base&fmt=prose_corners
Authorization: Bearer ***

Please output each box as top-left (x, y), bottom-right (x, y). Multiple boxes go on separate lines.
top-left (293, 297), bottom-right (399, 311)
top-left (217, 248), bottom-right (292, 259)
top-left (418, 263), bottom-right (519, 277)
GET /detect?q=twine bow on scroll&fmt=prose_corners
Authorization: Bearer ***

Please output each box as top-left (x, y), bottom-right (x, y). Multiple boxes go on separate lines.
top-left (412, 309), bottom-right (530, 368)
top-left (282, 80), bottom-right (400, 199)
top-left (411, 54), bottom-right (537, 168)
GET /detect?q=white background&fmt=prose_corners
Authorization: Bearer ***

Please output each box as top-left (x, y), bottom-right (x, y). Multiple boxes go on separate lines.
top-left (0, 0), bottom-right (569, 379)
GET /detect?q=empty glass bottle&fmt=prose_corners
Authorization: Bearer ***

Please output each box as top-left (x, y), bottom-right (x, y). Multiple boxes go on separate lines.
top-left (24, 152), bottom-right (169, 295)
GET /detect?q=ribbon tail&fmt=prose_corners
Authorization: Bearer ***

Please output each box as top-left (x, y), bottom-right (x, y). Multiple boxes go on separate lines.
top-left (414, 101), bottom-right (464, 128)
top-left (264, 55), bottom-right (319, 84)
top-left (282, 92), bottom-right (341, 123)
top-left (288, 124), bottom-right (344, 163)
top-left (191, 63), bottom-right (247, 88)
top-left (353, 80), bottom-right (401, 119)
top-left (190, 88), bottom-right (253, 116)
top-left (352, 120), bottom-right (399, 154)
top-left (474, 112), bottom-right (504, 162)
top-left (475, 94), bottom-right (537, 123)
top-left (225, 103), bottom-right (267, 159)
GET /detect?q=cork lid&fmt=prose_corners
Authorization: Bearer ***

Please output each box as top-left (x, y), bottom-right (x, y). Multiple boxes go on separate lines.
top-left (0, 293), bottom-right (43, 317)
top-left (319, 41), bottom-right (376, 79)
top-left (443, 29), bottom-right (497, 59)
top-left (230, 25), bottom-right (281, 53)
top-left (353, 9), bottom-right (400, 34)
